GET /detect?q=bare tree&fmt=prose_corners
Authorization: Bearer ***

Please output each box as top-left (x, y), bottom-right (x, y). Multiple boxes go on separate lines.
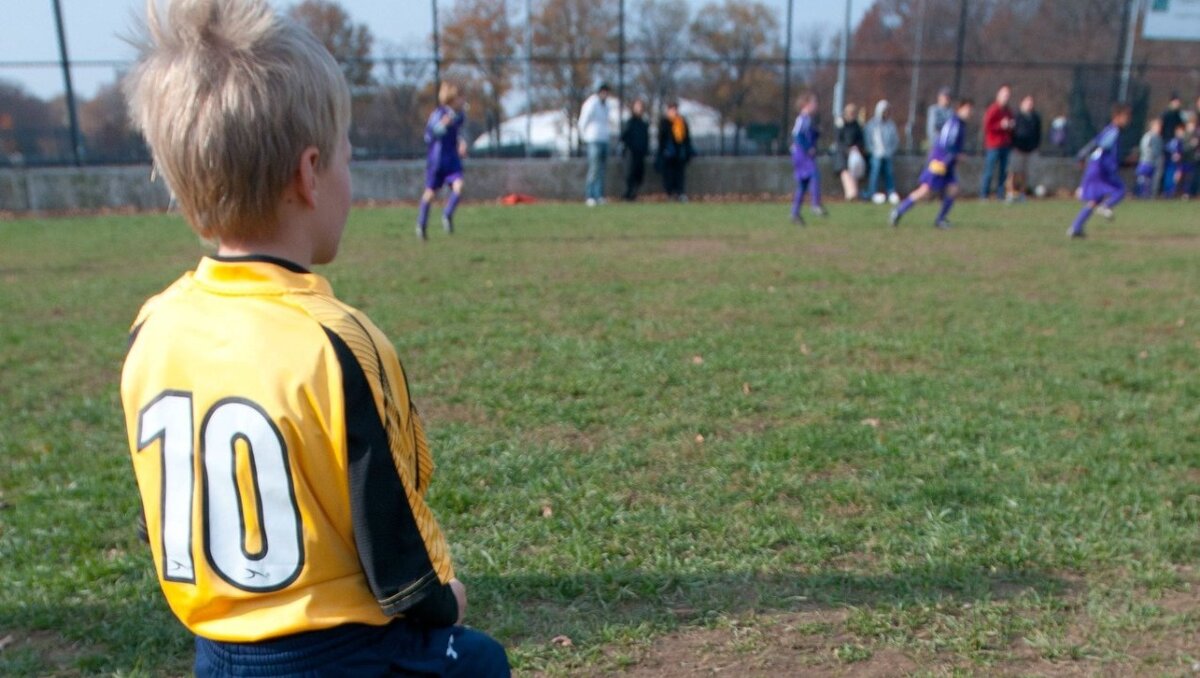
top-left (532, 0), bottom-right (617, 151)
top-left (442, 0), bottom-right (515, 148)
top-left (630, 0), bottom-right (691, 118)
top-left (690, 0), bottom-right (781, 154)
top-left (288, 0), bottom-right (375, 88)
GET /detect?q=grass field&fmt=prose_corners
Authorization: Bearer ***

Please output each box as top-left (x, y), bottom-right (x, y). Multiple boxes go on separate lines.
top-left (1, 198), bottom-right (1198, 676)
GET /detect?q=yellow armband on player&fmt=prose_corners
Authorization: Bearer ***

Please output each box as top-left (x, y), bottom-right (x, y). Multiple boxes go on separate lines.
top-left (928, 159), bottom-right (947, 176)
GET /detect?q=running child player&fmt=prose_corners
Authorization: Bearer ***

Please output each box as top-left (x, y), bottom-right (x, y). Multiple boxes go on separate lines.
top-left (1068, 104), bottom-right (1131, 239)
top-left (890, 98), bottom-right (974, 229)
top-left (119, 1), bottom-right (509, 675)
top-left (790, 94), bottom-right (829, 225)
top-left (418, 82), bottom-right (468, 240)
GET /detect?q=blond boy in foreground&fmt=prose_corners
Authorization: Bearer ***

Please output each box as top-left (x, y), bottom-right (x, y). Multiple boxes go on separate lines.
top-left (120, 1), bottom-right (509, 675)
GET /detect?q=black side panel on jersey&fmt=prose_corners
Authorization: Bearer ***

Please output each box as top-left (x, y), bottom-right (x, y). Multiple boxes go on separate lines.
top-left (322, 327), bottom-right (455, 623)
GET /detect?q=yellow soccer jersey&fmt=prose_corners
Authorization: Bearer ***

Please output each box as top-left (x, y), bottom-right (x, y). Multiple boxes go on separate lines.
top-left (121, 256), bottom-right (456, 642)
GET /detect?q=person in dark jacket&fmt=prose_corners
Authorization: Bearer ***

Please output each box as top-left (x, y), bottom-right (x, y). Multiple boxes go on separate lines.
top-left (656, 101), bottom-right (695, 201)
top-left (620, 98), bottom-right (651, 201)
top-left (1007, 94), bottom-right (1041, 201)
top-left (834, 103), bottom-right (866, 200)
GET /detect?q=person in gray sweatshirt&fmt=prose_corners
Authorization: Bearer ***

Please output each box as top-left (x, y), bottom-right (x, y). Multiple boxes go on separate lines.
top-left (865, 99), bottom-right (900, 203)
top-left (1136, 118), bottom-right (1163, 198)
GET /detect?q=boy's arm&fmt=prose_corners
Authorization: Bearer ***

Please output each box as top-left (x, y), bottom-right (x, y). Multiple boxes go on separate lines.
top-left (323, 327), bottom-right (458, 625)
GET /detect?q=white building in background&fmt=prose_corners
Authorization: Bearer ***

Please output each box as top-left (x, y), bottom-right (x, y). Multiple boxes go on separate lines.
top-left (471, 98), bottom-right (737, 157)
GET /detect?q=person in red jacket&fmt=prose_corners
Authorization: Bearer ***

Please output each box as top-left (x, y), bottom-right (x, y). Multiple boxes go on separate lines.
top-left (979, 84), bottom-right (1015, 199)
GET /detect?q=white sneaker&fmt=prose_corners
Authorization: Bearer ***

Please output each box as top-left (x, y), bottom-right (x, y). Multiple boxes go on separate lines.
top-left (585, 198), bottom-right (597, 207)
top-left (888, 192), bottom-right (901, 205)
top-left (1097, 205), bottom-right (1114, 220)
top-left (871, 193), bottom-right (886, 205)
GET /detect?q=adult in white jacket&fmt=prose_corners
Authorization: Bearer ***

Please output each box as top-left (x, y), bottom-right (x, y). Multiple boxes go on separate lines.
top-left (579, 83), bottom-right (612, 205)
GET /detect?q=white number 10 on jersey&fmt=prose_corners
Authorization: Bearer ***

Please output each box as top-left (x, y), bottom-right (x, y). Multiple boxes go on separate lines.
top-left (137, 392), bottom-right (304, 592)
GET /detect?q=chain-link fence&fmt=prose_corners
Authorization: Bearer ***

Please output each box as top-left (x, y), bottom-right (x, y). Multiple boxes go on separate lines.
top-left (2, 0), bottom-right (1198, 168)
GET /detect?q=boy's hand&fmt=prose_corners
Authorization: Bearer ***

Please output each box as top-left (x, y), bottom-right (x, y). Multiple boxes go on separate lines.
top-left (450, 578), bottom-right (467, 624)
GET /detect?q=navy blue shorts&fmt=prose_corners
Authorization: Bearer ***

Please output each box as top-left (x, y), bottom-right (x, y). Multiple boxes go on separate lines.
top-left (194, 620), bottom-right (509, 677)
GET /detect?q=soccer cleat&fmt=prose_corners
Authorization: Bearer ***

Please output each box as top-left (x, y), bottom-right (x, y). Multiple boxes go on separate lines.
top-left (416, 224), bottom-right (427, 241)
top-left (442, 214), bottom-right (454, 234)
top-left (1067, 228), bottom-right (1086, 239)
top-left (935, 220), bottom-right (952, 230)
top-left (813, 206), bottom-right (829, 218)
top-left (1097, 205), bottom-right (1114, 220)
top-left (792, 214), bottom-right (806, 226)
top-left (888, 208), bottom-right (901, 228)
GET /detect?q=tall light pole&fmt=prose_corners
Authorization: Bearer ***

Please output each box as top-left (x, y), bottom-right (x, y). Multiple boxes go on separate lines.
top-left (524, 0), bottom-right (533, 158)
top-left (1118, 0), bottom-right (1141, 103)
top-left (905, 0), bottom-right (927, 151)
top-left (618, 0), bottom-right (626, 130)
top-left (51, 0), bottom-right (83, 166)
top-left (431, 0), bottom-right (441, 96)
top-left (952, 0), bottom-right (968, 97)
top-left (782, 0), bottom-right (794, 154)
top-left (833, 0), bottom-right (851, 121)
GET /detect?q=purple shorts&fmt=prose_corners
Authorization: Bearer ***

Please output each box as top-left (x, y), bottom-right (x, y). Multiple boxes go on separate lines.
top-left (426, 163), bottom-right (464, 191)
top-left (918, 166), bottom-right (957, 194)
top-left (1080, 172), bottom-right (1123, 203)
top-left (792, 155), bottom-right (816, 181)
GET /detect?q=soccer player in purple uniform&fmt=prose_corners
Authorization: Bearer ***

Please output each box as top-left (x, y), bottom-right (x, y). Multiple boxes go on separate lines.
top-left (1068, 104), bottom-right (1130, 239)
top-left (889, 98), bottom-right (974, 229)
top-left (417, 82), bottom-right (467, 240)
top-left (790, 94), bottom-right (828, 225)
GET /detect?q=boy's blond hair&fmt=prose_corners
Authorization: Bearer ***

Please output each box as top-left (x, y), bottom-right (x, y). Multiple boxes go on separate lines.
top-left (438, 82), bottom-right (460, 107)
top-left (124, 0), bottom-right (351, 241)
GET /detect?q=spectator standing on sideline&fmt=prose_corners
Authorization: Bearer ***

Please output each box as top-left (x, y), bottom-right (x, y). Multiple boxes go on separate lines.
top-left (620, 99), bottom-right (650, 201)
top-left (980, 84), bottom-right (1015, 199)
top-left (865, 99), bottom-right (900, 204)
top-left (835, 103), bottom-right (866, 200)
top-left (656, 101), bottom-right (695, 202)
top-left (1160, 93), bottom-right (1185, 143)
top-left (925, 86), bottom-right (953, 148)
top-left (1182, 119), bottom-right (1199, 199)
top-left (1135, 118), bottom-right (1163, 199)
top-left (579, 82), bottom-right (612, 206)
top-left (1008, 95), bottom-right (1041, 202)
top-left (1049, 115), bottom-right (1069, 156)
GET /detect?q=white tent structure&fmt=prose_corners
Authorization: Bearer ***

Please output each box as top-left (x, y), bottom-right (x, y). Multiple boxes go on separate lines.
top-left (471, 98), bottom-right (736, 157)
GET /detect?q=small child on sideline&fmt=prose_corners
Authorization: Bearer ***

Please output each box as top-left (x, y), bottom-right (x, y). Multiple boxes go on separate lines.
top-left (417, 82), bottom-right (469, 240)
top-left (1162, 124), bottom-right (1185, 198)
top-left (790, 93), bottom-right (829, 225)
top-left (120, 1), bottom-right (510, 675)
top-left (1135, 118), bottom-right (1163, 199)
top-left (889, 99), bottom-right (975, 229)
top-left (1068, 104), bottom-right (1131, 239)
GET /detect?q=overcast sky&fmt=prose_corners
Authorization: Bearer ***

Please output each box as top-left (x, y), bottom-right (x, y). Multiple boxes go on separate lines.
top-left (0, 0), bottom-right (873, 101)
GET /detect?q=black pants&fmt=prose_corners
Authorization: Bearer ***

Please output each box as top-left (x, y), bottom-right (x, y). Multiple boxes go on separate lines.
top-left (624, 155), bottom-right (646, 200)
top-left (661, 159), bottom-right (687, 198)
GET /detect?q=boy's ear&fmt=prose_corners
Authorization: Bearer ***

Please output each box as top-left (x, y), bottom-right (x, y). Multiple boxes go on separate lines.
top-left (294, 146), bottom-right (321, 209)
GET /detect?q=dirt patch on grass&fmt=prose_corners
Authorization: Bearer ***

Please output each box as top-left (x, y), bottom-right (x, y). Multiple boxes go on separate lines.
top-left (614, 608), bottom-right (920, 677)
top-left (602, 575), bottom-right (1200, 677)
top-left (0, 629), bottom-right (90, 672)
top-left (661, 238), bottom-right (738, 259)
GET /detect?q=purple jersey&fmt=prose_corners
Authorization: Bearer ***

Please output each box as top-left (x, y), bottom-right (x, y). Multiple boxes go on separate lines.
top-left (791, 113), bottom-right (819, 178)
top-left (929, 115), bottom-right (964, 168)
top-left (917, 114), bottom-right (964, 192)
top-left (1080, 124), bottom-right (1124, 203)
top-left (1085, 124), bottom-right (1121, 179)
top-left (424, 105), bottom-right (465, 171)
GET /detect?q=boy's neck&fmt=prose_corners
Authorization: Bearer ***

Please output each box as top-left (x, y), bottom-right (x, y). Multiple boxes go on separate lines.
top-left (217, 239), bottom-right (312, 269)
